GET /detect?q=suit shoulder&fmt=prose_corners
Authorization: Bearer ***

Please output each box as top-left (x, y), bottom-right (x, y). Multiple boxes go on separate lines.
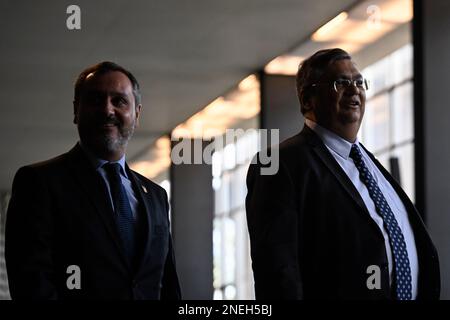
top-left (28, 153), bottom-right (68, 169)
top-left (249, 131), bottom-right (313, 178)
top-left (251, 130), bottom-right (311, 162)
top-left (14, 152), bottom-right (69, 179)
top-left (274, 132), bottom-right (314, 165)
top-left (279, 132), bottom-right (308, 152)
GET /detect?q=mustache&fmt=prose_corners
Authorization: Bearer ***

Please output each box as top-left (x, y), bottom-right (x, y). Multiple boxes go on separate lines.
top-left (96, 115), bottom-right (120, 126)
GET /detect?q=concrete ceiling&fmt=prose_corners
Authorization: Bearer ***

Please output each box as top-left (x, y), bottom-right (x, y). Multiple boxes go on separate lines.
top-left (0, 0), bottom-right (359, 190)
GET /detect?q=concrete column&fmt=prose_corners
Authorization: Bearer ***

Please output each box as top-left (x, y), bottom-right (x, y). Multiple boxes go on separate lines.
top-left (170, 139), bottom-right (214, 299)
top-left (260, 73), bottom-right (304, 141)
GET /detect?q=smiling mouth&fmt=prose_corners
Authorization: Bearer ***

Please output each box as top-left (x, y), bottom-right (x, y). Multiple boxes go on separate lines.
top-left (100, 123), bottom-right (118, 130)
top-left (343, 101), bottom-right (360, 108)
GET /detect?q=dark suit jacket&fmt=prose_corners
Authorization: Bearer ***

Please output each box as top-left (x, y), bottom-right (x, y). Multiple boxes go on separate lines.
top-left (5, 144), bottom-right (181, 300)
top-left (246, 126), bottom-right (440, 300)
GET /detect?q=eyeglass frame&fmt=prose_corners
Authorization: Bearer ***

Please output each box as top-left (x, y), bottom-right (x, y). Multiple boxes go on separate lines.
top-left (311, 78), bottom-right (370, 93)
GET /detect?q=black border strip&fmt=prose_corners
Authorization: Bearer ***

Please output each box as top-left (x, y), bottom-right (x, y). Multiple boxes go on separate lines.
top-left (413, 0), bottom-right (426, 220)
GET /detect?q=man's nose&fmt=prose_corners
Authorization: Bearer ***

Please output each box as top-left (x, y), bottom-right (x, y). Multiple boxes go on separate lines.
top-left (345, 82), bottom-right (360, 95)
top-left (99, 97), bottom-right (115, 115)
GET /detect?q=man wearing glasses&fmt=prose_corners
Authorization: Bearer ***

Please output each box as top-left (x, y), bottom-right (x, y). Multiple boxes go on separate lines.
top-left (246, 48), bottom-right (440, 300)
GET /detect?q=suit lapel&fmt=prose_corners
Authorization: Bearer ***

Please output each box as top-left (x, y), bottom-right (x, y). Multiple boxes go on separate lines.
top-left (302, 126), bottom-right (370, 215)
top-left (126, 166), bottom-right (155, 274)
top-left (313, 143), bottom-right (370, 212)
top-left (306, 126), bottom-right (432, 246)
top-left (360, 144), bottom-right (441, 299)
top-left (65, 144), bottom-right (130, 269)
top-left (360, 144), bottom-right (431, 234)
top-left (301, 127), bottom-right (385, 236)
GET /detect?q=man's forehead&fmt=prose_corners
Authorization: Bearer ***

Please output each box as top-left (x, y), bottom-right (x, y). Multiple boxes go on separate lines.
top-left (83, 71), bottom-right (133, 93)
top-left (325, 59), bottom-right (361, 78)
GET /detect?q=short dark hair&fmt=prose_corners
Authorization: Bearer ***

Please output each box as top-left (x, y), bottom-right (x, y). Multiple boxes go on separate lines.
top-left (74, 61), bottom-right (141, 105)
top-left (296, 48), bottom-right (351, 114)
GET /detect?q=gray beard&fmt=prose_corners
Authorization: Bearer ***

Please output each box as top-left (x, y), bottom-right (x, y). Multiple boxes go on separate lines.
top-left (101, 121), bottom-right (136, 153)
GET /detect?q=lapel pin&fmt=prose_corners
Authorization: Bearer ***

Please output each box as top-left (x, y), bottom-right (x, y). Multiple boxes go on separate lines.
top-left (142, 185), bottom-right (148, 193)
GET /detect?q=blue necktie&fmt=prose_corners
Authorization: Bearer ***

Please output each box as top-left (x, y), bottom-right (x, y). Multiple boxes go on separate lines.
top-left (103, 163), bottom-right (136, 263)
top-left (349, 144), bottom-right (412, 300)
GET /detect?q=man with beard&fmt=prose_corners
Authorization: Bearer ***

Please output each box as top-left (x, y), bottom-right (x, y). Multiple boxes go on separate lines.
top-left (5, 62), bottom-right (181, 300)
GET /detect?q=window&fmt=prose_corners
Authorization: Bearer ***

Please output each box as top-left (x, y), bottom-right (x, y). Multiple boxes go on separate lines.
top-left (360, 44), bottom-right (415, 200)
top-left (212, 130), bottom-right (257, 300)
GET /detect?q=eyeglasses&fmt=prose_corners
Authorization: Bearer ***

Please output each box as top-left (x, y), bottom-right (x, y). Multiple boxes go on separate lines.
top-left (312, 78), bottom-right (369, 92)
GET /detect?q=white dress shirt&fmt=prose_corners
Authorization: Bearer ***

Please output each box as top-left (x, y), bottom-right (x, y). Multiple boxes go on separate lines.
top-left (305, 119), bottom-right (419, 299)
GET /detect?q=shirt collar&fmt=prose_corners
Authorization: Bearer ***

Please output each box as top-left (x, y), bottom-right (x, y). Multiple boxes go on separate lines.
top-left (305, 118), bottom-right (359, 160)
top-left (78, 141), bottom-right (128, 177)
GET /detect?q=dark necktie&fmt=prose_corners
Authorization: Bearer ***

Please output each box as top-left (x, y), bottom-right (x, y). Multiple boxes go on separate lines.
top-left (349, 144), bottom-right (412, 300)
top-left (103, 163), bottom-right (135, 263)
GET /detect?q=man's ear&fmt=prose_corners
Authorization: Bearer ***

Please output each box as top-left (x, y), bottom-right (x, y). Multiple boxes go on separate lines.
top-left (73, 101), bottom-right (78, 124)
top-left (301, 93), bottom-right (315, 114)
top-left (135, 104), bottom-right (142, 127)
